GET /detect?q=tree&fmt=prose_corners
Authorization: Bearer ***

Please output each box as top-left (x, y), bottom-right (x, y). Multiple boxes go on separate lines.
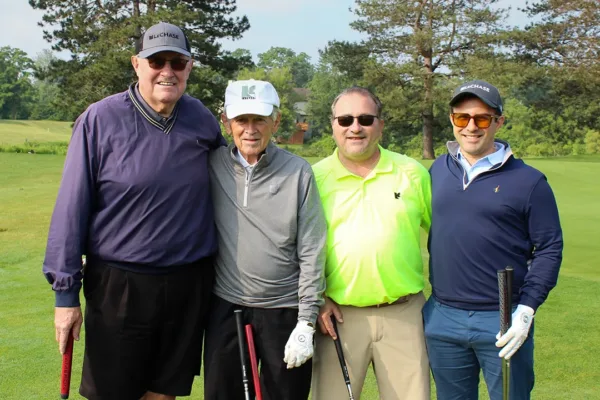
top-left (257, 47), bottom-right (314, 87)
top-left (351, 0), bottom-right (509, 158)
top-left (516, 0), bottom-right (600, 68)
top-left (0, 46), bottom-right (34, 120)
top-left (29, 0), bottom-right (250, 119)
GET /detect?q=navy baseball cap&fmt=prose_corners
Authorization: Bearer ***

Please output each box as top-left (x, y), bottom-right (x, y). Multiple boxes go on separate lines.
top-left (449, 80), bottom-right (503, 115)
top-left (137, 22), bottom-right (191, 58)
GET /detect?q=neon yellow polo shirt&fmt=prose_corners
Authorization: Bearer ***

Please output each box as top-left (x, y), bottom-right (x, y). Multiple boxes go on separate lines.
top-left (312, 147), bottom-right (431, 306)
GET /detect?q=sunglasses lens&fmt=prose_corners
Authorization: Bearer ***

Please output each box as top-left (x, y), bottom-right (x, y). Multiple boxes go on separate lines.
top-left (147, 57), bottom-right (188, 71)
top-left (170, 59), bottom-right (189, 71)
top-left (474, 116), bottom-right (492, 129)
top-left (337, 116), bottom-right (354, 127)
top-left (453, 114), bottom-right (470, 128)
top-left (357, 115), bottom-right (375, 126)
top-left (148, 58), bottom-right (166, 70)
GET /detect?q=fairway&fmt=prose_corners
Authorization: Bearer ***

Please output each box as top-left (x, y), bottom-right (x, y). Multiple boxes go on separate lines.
top-left (0, 152), bottom-right (599, 399)
top-left (0, 120), bottom-right (72, 146)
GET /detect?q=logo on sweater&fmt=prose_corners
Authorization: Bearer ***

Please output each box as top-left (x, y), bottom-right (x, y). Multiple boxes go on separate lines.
top-left (494, 185), bottom-right (500, 193)
top-left (394, 192), bottom-right (401, 199)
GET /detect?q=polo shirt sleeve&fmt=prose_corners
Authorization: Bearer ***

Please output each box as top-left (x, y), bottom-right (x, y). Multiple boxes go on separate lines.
top-left (42, 111), bottom-right (96, 307)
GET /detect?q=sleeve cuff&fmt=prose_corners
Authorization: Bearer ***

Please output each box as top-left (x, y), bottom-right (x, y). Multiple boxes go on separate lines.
top-left (518, 294), bottom-right (540, 313)
top-left (55, 288), bottom-right (81, 307)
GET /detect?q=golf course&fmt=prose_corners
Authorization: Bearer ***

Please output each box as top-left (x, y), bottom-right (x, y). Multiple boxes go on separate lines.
top-left (1, 121), bottom-right (599, 399)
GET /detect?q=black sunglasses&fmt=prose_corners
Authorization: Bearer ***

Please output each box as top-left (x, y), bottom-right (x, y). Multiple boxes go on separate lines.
top-left (334, 114), bottom-right (378, 127)
top-left (146, 56), bottom-right (190, 71)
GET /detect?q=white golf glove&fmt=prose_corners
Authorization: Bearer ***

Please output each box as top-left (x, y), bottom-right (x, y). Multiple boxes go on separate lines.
top-left (283, 320), bottom-right (315, 369)
top-left (495, 304), bottom-right (535, 360)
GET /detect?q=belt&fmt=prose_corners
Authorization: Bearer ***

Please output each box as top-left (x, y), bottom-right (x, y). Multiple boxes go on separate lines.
top-left (365, 292), bottom-right (418, 308)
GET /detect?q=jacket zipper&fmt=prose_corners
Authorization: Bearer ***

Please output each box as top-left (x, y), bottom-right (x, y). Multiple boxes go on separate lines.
top-left (243, 167), bottom-right (255, 207)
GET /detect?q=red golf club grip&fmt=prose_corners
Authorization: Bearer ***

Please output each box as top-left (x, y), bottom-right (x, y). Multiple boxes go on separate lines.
top-left (60, 333), bottom-right (74, 399)
top-left (245, 325), bottom-right (262, 400)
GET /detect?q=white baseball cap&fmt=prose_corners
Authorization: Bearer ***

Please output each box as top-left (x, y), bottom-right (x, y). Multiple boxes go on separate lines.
top-left (224, 79), bottom-right (280, 119)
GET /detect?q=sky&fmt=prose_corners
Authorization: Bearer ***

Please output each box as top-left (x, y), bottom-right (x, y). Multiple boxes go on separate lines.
top-left (1, 0), bottom-right (529, 64)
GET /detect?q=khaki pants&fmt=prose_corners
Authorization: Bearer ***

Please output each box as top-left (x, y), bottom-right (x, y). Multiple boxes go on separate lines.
top-left (311, 292), bottom-right (430, 400)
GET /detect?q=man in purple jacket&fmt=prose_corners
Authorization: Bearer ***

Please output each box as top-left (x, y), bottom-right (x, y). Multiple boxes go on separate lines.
top-left (43, 22), bottom-right (225, 400)
top-left (424, 80), bottom-right (563, 400)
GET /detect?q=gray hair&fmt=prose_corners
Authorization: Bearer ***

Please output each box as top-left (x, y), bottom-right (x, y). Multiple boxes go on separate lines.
top-left (331, 86), bottom-right (383, 119)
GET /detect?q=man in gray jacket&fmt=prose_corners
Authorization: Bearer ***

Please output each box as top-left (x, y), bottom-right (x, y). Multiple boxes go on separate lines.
top-left (203, 79), bottom-right (327, 400)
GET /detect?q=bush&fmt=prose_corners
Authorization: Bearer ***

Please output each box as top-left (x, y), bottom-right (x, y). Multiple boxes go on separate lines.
top-left (585, 130), bottom-right (600, 154)
top-left (0, 140), bottom-right (69, 155)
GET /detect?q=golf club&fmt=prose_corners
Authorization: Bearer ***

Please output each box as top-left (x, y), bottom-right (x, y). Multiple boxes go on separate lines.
top-left (60, 332), bottom-right (74, 399)
top-left (245, 324), bottom-right (262, 400)
top-left (234, 310), bottom-right (252, 400)
top-left (498, 266), bottom-right (514, 400)
top-left (330, 316), bottom-right (355, 400)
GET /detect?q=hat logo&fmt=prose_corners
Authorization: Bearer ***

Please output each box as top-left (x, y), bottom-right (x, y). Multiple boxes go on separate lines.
top-left (241, 85), bottom-right (256, 100)
top-left (149, 32), bottom-right (179, 40)
top-left (460, 84), bottom-right (490, 92)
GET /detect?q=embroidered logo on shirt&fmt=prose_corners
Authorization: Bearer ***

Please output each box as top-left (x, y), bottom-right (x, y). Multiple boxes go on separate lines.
top-left (494, 185), bottom-right (500, 193)
top-left (394, 192), bottom-right (401, 199)
top-left (269, 183), bottom-right (279, 194)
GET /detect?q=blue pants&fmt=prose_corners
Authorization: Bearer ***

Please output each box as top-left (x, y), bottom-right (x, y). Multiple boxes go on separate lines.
top-left (423, 296), bottom-right (535, 400)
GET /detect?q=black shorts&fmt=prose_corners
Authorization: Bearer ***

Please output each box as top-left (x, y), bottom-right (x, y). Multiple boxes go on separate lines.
top-left (79, 259), bottom-right (214, 400)
top-left (203, 295), bottom-right (312, 400)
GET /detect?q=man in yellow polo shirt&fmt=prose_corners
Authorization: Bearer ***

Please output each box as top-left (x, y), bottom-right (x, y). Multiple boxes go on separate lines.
top-left (311, 86), bottom-right (431, 400)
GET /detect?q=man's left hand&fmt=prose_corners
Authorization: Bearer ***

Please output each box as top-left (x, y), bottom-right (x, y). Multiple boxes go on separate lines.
top-left (283, 320), bottom-right (315, 369)
top-left (495, 304), bottom-right (535, 359)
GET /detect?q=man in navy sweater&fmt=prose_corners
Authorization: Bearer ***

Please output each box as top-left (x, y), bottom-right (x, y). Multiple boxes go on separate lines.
top-left (43, 22), bottom-right (225, 399)
top-left (424, 80), bottom-right (563, 400)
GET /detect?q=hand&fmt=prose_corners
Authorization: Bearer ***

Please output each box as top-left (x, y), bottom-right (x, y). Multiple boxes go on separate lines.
top-left (55, 306), bottom-right (83, 354)
top-left (283, 320), bottom-right (315, 369)
top-left (495, 304), bottom-right (535, 360)
top-left (317, 296), bottom-right (343, 338)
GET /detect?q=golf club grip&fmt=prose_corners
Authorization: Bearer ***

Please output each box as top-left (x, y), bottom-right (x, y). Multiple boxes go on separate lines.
top-left (60, 333), bottom-right (74, 399)
top-left (234, 310), bottom-right (251, 400)
top-left (245, 324), bottom-right (262, 400)
top-left (505, 267), bottom-right (514, 327)
top-left (498, 269), bottom-right (509, 335)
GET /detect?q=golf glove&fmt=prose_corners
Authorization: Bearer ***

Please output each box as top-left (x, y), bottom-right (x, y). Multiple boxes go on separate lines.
top-left (495, 304), bottom-right (535, 360)
top-left (283, 320), bottom-right (315, 369)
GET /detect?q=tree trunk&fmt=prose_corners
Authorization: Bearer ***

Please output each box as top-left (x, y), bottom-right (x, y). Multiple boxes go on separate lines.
top-left (422, 57), bottom-right (435, 159)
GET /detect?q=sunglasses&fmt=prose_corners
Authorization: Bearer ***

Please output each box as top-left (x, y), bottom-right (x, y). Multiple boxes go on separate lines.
top-left (334, 115), bottom-right (378, 127)
top-left (451, 113), bottom-right (500, 129)
top-left (146, 56), bottom-right (190, 71)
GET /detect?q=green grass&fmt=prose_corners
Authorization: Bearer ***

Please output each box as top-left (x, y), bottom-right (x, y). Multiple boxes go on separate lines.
top-left (1, 152), bottom-right (599, 399)
top-left (0, 120), bottom-right (72, 145)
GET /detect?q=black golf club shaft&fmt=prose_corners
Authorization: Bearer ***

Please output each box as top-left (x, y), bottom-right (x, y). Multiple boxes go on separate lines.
top-left (331, 316), bottom-right (355, 400)
top-left (498, 267), bottom-right (514, 400)
top-left (234, 310), bottom-right (252, 400)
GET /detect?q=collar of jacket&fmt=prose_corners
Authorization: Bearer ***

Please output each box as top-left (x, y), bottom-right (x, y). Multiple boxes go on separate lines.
top-left (227, 141), bottom-right (278, 170)
top-left (446, 139), bottom-right (513, 169)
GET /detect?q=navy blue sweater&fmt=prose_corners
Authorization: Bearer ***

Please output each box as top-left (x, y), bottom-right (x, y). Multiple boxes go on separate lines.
top-left (43, 89), bottom-right (225, 307)
top-left (428, 141), bottom-right (563, 311)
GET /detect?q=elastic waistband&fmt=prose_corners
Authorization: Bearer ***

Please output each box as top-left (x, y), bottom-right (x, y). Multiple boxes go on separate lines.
top-left (86, 255), bottom-right (214, 275)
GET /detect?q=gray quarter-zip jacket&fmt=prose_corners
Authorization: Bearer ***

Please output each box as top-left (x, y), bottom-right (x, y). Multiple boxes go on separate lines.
top-left (208, 143), bottom-right (326, 324)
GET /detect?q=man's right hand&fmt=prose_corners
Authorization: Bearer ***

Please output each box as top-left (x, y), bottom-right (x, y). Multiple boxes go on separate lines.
top-left (55, 306), bottom-right (83, 354)
top-left (317, 297), bottom-right (344, 339)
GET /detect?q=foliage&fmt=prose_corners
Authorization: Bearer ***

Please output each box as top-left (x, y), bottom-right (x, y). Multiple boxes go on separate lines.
top-left (0, 46), bottom-right (34, 119)
top-left (28, 0), bottom-right (250, 119)
top-left (257, 47), bottom-right (314, 87)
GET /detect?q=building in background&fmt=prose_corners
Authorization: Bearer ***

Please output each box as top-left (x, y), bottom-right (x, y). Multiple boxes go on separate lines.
top-left (276, 88), bottom-right (312, 145)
